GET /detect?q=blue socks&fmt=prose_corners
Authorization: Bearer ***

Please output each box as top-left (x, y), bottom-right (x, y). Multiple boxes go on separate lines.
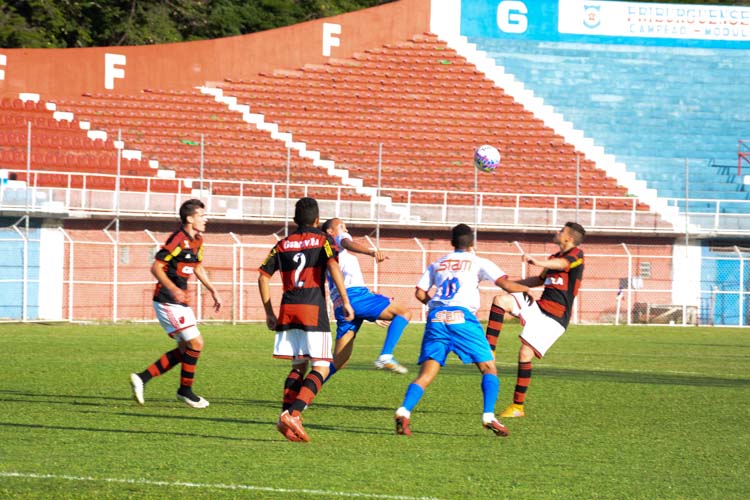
top-left (323, 362), bottom-right (337, 383)
top-left (400, 375), bottom-right (498, 417)
top-left (401, 383), bottom-right (425, 412)
top-left (380, 314), bottom-right (409, 357)
top-left (481, 373), bottom-right (500, 414)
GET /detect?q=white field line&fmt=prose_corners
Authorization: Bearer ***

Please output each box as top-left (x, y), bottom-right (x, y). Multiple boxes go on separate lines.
top-left (0, 471), bottom-right (441, 500)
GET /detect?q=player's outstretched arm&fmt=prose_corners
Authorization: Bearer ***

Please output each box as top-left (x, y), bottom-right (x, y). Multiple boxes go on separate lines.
top-left (495, 277), bottom-right (531, 294)
top-left (524, 253), bottom-right (569, 271)
top-left (514, 276), bottom-right (545, 288)
top-left (151, 260), bottom-right (188, 304)
top-left (194, 263), bottom-right (222, 312)
top-left (327, 260), bottom-right (355, 320)
top-left (341, 238), bottom-right (387, 263)
top-left (257, 273), bottom-right (277, 330)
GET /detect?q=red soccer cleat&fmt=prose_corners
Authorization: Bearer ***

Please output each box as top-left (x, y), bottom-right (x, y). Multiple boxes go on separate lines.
top-left (276, 416), bottom-right (300, 442)
top-left (483, 419), bottom-right (510, 437)
top-left (279, 410), bottom-right (310, 442)
top-left (395, 414), bottom-right (412, 436)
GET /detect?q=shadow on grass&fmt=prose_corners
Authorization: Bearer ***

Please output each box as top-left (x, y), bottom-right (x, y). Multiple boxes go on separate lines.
top-left (0, 416), bottom-right (479, 443)
top-left (0, 389), bottom-right (395, 413)
top-left (0, 421), bottom-right (276, 442)
top-left (0, 390), bottom-right (399, 437)
top-left (108, 405), bottom-right (483, 438)
top-left (492, 365), bottom-right (750, 388)
top-left (114, 411), bottom-right (401, 437)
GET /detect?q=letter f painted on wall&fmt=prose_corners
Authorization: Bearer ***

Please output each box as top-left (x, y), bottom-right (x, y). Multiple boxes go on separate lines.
top-left (323, 23), bottom-right (341, 57)
top-left (104, 53), bottom-right (126, 90)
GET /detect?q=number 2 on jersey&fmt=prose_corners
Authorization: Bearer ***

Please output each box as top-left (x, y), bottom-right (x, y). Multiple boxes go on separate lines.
top-left (438, 277), bottom-right (460, 300)
top-left (292, 252), bottom-right (306, 288)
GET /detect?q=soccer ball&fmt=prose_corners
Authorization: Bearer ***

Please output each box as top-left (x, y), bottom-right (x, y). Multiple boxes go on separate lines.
top-left (474, 144), bottom-right (501, 173)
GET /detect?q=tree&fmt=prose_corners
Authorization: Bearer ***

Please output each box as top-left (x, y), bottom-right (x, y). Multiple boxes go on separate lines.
top-left (0, 0), bottom-right (397, 48)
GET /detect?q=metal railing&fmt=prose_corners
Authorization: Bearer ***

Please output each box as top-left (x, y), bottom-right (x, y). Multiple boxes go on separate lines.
top-left (5, 168), bottom-right (750, 234)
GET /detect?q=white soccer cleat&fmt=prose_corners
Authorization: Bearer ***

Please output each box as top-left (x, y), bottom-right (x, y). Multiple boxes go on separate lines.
top-left (129, 373), bottom-right (145, 405)
top-left (176, 390), bottom-right (210, 409)
top-left (374, 357), bottom-right (408, 374)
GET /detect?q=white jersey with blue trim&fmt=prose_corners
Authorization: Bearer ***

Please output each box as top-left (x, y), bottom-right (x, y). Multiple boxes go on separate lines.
top-left (327, 232), bottom-right (366, 303)
top-left (416, 250), bottom-right (507, 314)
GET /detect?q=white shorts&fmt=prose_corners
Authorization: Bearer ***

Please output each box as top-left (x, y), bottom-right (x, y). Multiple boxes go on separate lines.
top-left (153, 302), bottom-right (201, 342)
top-left (508, 292), bottom-right (566, 358)
top-left (274, 329), bottom-right (332, 367)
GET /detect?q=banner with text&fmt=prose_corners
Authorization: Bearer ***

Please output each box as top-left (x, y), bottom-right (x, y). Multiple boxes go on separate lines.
top-left (460, 0), bottom-right (750, 48)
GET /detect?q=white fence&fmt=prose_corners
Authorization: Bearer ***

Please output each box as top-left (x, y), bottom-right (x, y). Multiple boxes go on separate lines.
top-left (1, 221), bottom-right (747, 326)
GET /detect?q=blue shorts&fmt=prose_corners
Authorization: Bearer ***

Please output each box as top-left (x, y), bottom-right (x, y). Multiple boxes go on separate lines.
top-left (418, 306), bottom-right (493, 366)
top-left (333, 286), bottom-right (391, 339)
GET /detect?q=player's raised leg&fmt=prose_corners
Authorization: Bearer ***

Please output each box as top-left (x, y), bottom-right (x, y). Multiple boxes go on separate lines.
top-left (484, 296), bottom-right (507, 357)
top-left (326, 330), bottom-right (356, 382)
top-left (375, 302), bottom-right (412, 374)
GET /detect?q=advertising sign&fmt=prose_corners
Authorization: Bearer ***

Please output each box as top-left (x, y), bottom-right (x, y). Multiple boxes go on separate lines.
top-left (461, 0), bottom-right (750, 47)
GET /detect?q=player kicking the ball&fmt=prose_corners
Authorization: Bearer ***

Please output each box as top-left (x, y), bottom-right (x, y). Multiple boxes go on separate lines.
top-left (321, 217), bottom-right (412, 379)
top-left (484, 221), bottom-right (585, 418)
top-left (129, 199), bottom-right (222, 409)
top-left (394, 224), bottom-right (529, 437)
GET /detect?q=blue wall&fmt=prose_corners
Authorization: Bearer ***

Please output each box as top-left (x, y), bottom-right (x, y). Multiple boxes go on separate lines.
top-left (0, 219), bottom-right (40, 320)
top-left (701, 246), bottom-right (749, 326)
top-left (461, 0), bottom-right (750, 49)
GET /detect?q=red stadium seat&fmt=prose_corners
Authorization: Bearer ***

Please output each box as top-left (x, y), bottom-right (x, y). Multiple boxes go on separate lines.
top-left (3, 32), bottom-right (638, 214)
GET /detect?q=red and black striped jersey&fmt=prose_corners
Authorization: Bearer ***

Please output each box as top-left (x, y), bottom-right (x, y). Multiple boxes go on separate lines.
top-left (259, 226), bottom-right (338, 332)
top-left (536, 246), bottom-right (584, 328)
top-left (153, 227), bottom-right (203, 305)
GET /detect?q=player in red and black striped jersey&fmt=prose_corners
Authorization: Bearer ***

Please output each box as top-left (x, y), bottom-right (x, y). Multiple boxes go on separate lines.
top-left (129, 199), bottom-right (222, 409)
top-left (258, 197), bottom-right (353, 442)
top-left (484, 221), bottom-right (585, 418)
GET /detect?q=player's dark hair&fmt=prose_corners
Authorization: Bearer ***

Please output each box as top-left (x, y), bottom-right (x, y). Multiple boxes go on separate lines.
top-left (565, 221), bottom-right (586, 245)
top-left (179, 199), bottom-right (205, 224)
top-left (294, 197), bottom-right (319, 227)
top-left (451, 223), bottom-right (474, 250)
top-left (321, 218), bottom-right (336, 233)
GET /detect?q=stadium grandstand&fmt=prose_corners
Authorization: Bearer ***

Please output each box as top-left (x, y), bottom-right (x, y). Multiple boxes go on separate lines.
top-left (1, 0), bottom-right (748, 327)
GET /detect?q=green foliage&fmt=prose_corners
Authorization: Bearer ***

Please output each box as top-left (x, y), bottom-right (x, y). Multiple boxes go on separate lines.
top-left (4, 0), bottom-right (750, 48)
top-left (0, 0), bottom-right (82, 48)
top-left (0, 0), bottom-right (397, 48)
top-left (1, 322), bottom-right (749, 499)
top-left (4, 0), bottom-right (750, 49)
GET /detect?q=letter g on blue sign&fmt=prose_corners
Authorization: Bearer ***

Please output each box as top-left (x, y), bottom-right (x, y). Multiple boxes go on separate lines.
top-left (497, 0), bottom-right (529, 34)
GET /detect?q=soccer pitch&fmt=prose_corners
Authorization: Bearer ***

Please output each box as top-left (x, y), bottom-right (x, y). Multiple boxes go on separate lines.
top-left (2, 322), bottom-right (748, 499)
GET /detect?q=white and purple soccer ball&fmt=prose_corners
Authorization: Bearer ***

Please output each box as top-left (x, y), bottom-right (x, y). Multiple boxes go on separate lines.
top-left (473, 144), bottom-right (501, 173)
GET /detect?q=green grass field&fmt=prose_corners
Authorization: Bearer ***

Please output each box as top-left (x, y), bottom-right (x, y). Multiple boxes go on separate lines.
top-left (2, 322), bottom-right (749, 499)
